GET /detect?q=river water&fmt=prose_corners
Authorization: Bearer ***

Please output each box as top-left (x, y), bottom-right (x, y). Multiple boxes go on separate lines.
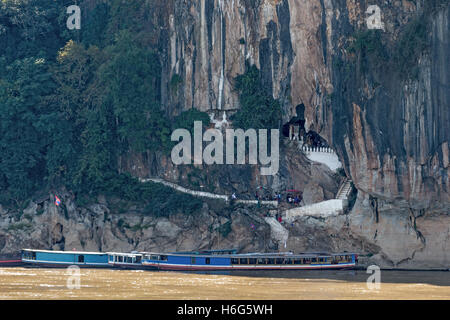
top-left (0, 268), bottom-right (449, 299)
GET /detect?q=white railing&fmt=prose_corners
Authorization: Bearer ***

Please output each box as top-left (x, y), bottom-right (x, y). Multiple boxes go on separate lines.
top-left (300, 145), bottom-right (342, 171)
top-left (300, 146), bottom-right (336, 154)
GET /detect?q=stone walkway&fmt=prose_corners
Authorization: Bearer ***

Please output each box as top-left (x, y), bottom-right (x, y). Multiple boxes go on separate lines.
top-left (264, 217), bottom-right (289, 248)
top-left (139, 178), bottom-right (278, 207)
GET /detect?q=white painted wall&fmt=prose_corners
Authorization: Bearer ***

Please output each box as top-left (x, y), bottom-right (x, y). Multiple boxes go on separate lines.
top-left (301, 147), bottom-right (342, 171)
top-left (283, 199), bottom-right (347, 222)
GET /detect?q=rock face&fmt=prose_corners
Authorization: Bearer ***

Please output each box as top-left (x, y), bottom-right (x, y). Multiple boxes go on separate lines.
top-left (148, 0), bottom-right (448, 214)
top-left (327, 2), bottom-right (450, 212)
top-left (2, 0), bottom-right (448, 269)
top-left (0, 195), bottom-right (274, 258)
top-left (147, 0), bottom-right (449, 269)
top-left (158, 0), bottom-right (333, 122)
top-left (285, 192), bottom-right (450, 270)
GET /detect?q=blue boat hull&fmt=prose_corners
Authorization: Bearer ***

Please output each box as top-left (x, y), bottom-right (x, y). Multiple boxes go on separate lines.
top-left (21, 249), bottom-right (110, 268)
top-left (141, 261), bottom-right (356, 271)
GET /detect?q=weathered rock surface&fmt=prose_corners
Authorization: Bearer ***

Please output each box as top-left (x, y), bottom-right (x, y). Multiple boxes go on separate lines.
top-left (2, 0), bottom-right (449, 269)
top-left (285, 191), bottom-right (450, 270)
top-left (0, 195), bottom-right (273, 258)
top-left (133, 0), bottom-right (449, 220)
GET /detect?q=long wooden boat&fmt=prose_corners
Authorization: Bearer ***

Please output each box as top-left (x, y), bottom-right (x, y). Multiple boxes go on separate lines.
top-left (106, 249), bottom-right (238, 270)
top-left (106, 252), bottom-right (152, 269)
top-left (21, 249), bottom-right (110, 268)
top-left (140, 251), bottom-right (357, 271)
top-left (21, 248), bottom-right (358, 271)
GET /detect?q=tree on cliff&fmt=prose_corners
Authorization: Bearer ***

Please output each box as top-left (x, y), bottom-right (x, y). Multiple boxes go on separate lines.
top-left (231, 63), bottom-right (282, 130)
top-left (0, 58), bottom-right (54, 202)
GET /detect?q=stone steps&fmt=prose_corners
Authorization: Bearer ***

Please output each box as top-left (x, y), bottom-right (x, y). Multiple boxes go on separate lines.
top-left (264, 217), bottom-right (289, 247)
top-left (281, 179), bottom-right (353, 222)
top-left (336, 179), bottom-right (352, 200)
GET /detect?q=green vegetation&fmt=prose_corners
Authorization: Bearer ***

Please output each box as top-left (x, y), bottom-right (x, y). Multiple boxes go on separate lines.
top-left (347, 30), bottom-right (387, 73)
top-left (6, 222), bottom-right (33, 232)
top-left (231, 63), bottom-right (282, 130)
top-left (141, 181), bottom-right (203, 217)
top-left (173, 108), bottom-right (210, 135)
top-left (0, 0), bottom-right (201, 216)
top-left (170, 74), bottom-right (183, 92)
top-left (217, 221), bottom-right (232, 238)
top-left (347, 0), bottom-right (448, 80)
top-left (393, 17), bottom-right (429, 79)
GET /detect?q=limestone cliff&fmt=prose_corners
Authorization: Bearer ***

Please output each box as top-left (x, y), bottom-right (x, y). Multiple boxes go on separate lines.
top-left (146, 0), bottom-right (449, 269)
top-left (1, 0), bottom-right (449, 269)
top-left (0, 193), bottom-right (274, 258)
top-left (141, 0), bottom-right (448, 211)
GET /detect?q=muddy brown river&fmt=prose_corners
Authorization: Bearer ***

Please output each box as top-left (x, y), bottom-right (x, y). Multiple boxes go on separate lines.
top-left (0, 268), bottom-right (449, 299)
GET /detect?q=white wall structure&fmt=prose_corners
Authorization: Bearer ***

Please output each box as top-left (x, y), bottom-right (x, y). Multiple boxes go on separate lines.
top-left (300, 146), bottom-right (343, 171)
top-left (283, 199), bottom-right (348, 222)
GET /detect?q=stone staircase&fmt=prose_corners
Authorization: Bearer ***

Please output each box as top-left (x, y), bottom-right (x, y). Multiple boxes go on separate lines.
top-left (336, 178), bottom-right (353, 200)
top-left (281, 178), bottom-right (353, 222)
top-left (264, 217), bottom-right (289, 248)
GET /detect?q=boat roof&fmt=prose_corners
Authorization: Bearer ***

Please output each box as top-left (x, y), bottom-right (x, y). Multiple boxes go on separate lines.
top-left (22, 249), bottom-right (357, 258)
top-left (106, 252), bottom-right (143, 256)
top-left (170, 250), bottom-right (238, 255)
top-left (138, 251), bottom-right (354, 258)
top-left (22, 249), bottom-right (107, 255)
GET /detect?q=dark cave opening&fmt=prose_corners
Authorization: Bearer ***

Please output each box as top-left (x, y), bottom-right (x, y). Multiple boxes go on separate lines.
top-left (282, 103), bottom-right (329, 148)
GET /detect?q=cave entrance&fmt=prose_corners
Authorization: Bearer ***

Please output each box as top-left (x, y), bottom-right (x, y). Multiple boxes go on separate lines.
top-left (282, 104), bottom-right (306, 140)
top-left (282, 104), bottom-right (329, 148)
top-left (304, 130), bottom-right (329, 148)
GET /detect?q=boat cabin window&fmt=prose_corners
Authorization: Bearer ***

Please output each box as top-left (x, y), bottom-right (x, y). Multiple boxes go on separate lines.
top-left (191, 257), bottom-right (196, 265)
top-left (257, 258), bottom-right (266, 264)
top-left (78, 255), bottom-right (84, 263)
top-left (23, 251), bottom-right (36, 260)
top-left (293, 259), bottom-right (301, 264)
top-left (118, 256), bottom-right (124, 263)
top-left (248, 258), bottom-right (256, 265)
top-left (267, 258), bottom-right (275, 264)
top-left (276, 258), bottom-right (283, 264)
top-left (285, 259), bottom-right (292, 264)
top-left (311, 258), bottom-right (317, 263)
top-left (205, 258), bottom-right (210, 265)
top-left (160, 255), bottom-right (168, 261)
top-left (135, 256), bottom-right (142, 263)
top-left (239, 258), bottom-right (248, 265)
top-left (150, 255), bottom-right (159, 260)
top-left (231, 258), bottom-right (239, 264)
